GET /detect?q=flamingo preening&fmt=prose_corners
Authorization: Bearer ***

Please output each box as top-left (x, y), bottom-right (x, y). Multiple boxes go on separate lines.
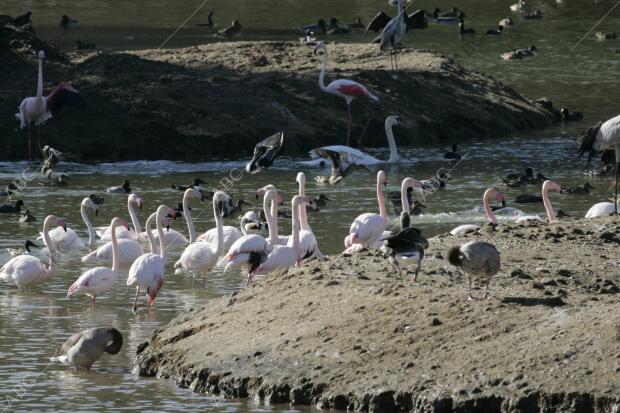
top-left (15, 50), bottom-right (85, 160)
top-left (578, 115), bottom-right (620, 214)
top-left (314, 41), bottom-right (379, 146)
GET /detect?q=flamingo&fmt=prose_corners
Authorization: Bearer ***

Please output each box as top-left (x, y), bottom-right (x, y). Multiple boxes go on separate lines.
top-left (44, 197), bottom-right (99, 252)
top-left (450, 188), bottom-right (504, 235)
top-left (302, 115), bottom-right (403, 168)
top-left (50, 327), bottom-right (122, 370)
top-left (515, 180), bottom-right (561, 223)
top-left (578, 114), bottom-right (620, 214)
top-left (375, 0), bottom-right (407, 71)
top-left (127, 205), bottom-right (173, 311)
top-left (173, 192), bottom-right (229, 287)
top-left (15, 50), bottom-right (85, 159)
top-left (81, 222), bottom-right (144, 267)
top-left (96, 193), bottom-right (142, 240)
top-left (448, 241), bottom-right (501, 300)
top-left (585, 201), bottom-right (619, 218)
top-left (251, 195), bottom-right (313, 284)
top-left (67, 217), bottom-right (129, 306)
top-left (0, 215), bottom-right (66, 289)
top-left (196, 210), bottom-right (261, 253)
top-left (314, 41), bottom-right (379, 146)
top-left (343, 170), bottom-right (388, 254)
top-left (292, 172), bottom-right (322, 259)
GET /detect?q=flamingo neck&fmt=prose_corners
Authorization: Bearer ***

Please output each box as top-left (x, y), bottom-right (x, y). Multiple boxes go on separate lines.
top-left (542, 185), bottom-right (557, 223)
top-left (291, 198), bottom-right (301, 256)
top-left (41, 218), bottom-right (56, 273)
top-left (156, 210), bottom-right (167, 260)
top-left (318, 47), bottom-right (330, 93)
top-left (110, 220), bottom-right (120, 272)
top-left (240, 217), bottom-right (249, 236)
top-left (386, 123), bottom-right (400, 163)
top-left (376, 177), bottom-right (387, 219)
top-left (144, 213), bottom-right (157, 253)
top-left (127, 198), bottom-right (142, 235)
top-left (81, 202), bottom-right (96, 248)
top-left (183, 190), bottom-right (196, 243)
top-left (264, 193), bottom-right (279, 244)
top-left (483, 189), bottom-right (498, 224)
top-left (213, 197), bottom-right (224, 256)
top-left (297, 176), bottom-right (310, 231)
top-left (36, 57), bottom-right (43, 100)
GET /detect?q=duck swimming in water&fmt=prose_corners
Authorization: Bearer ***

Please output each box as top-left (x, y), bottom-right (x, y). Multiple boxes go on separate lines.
top-left (561, 182), bottom-right (594, 194)
top-left (171, 178), bottom-right (205, 191)
top-left (0, 200), bottom-right (24, 213)
top-left (19, 209), bottom-right (36, 223)
top-left (561, 107), bottom-right (583, 122)
top-left (514, 194), bottom-right (543, 204)
top-left (106, 180), bottom-right (131, 194)
top-left (444, 143), bottom-right (461, 159)
top-left (458, 20), bottom-right (475, 35)
top-left (485, 25), bottom-right (503, 35)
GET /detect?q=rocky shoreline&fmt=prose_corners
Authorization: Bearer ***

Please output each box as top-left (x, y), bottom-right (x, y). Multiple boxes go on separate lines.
top-left (135, 216), bottom-right (620, 412)
top-left (1, 25), bottom-right (557, 161)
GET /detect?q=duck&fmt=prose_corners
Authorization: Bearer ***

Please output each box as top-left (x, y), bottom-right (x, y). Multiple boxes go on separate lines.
top-left (0, 200), bottom-right (24, 213)
top-left (383, 211), bottom-right (429, 281)
top-left (214, 20), bottom-right (242, 39)
top-left (510, 0), bottom-right (525, 12)
top-left (106, 180), bottom-right (131, 194)
top-left (502, 45), bottom-right (537, 60)
top-left (0, 183), bottom-right (18, 197)
top-left (560, 107), bottom-right (583, 122)
top-left (499, 17), bottom-right (513, 27)
top-left (439, 7), bottom-right (465, 18)
top-left (432, 8), bottom-right (464, 25)
top-left (7, 240), bottom-right (40, 257)
top-left (299, 19), bottom-right (327, 34)
top-left (171, 178), bottom-right (205, 191)
top-left (485, 25), bottom-right (503, 35)
top-left (13, 11), bottom-right (32, 27)
top-left (458, 20), bottom-right (475, 35)
top-left (444, 143), bottom-right (461, 159)
top-left (514, 194), bottom-right (543, 204)
top-left (313, 194), bottom-right (331, 207)
top-left (523, 9), bottom-right (543, 19)
top-left (46, 172), bottom-right (70, 187)
top-left (505, 168), bottom-right (534, 182)
top-left (50, 327), bottom-right (123, 370)
top-left (313, 149), bottom-right (370, 184)
top-left (221, 198), bottom-right (251, 219)
top-left (327, 18), bottom-right (351, 35)
top-left (59, 15), bottom-right (78, 28)
top-left (595, 32), bottom-right (617, 40)
top-left (561, 183), bottom-right (594, 195)
top-left (245, 132), bottom-right (284, 174)
top-left (19, 209), bottom-right (36, 223)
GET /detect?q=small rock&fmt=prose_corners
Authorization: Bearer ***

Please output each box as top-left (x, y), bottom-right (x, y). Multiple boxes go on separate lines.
top-left (557, 269), bottom-right (571, 277)
top-left (431, 318), bottom-right (442, 326)
top-left (531, 282), bottom-right (544, 290)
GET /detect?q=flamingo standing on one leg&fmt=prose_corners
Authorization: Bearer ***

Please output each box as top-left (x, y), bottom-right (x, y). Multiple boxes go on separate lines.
top-left (314, 41), bottom-right (379, 146)
top-left (578, 115), bottom-right (620, 214)
top-left (15, 50), bottom-right (85, 159)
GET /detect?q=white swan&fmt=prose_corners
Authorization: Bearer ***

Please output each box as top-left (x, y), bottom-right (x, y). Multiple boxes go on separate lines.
top-left (585, 201), bottom-right (619, 218)
top-left (96, 194), bottom-right (142, 240)
top-left (301, 116), bottom-right (403, 168)
top-left (67, 217), bottom-right (128, 306)
top-left (1, 215), bottom-right (66, 289)
top-left (450, 188), bottom-right (504, 235)
top-left (516, 180), bottom-right (561, 223)
top-left (173, 192), bottom-right (229, 286)
top-left (44, 197), bottom-right (98, 252)
top-left (127, 205), bottom-right (172, 311)
top-left (343, 170), bottom-right (389, 254)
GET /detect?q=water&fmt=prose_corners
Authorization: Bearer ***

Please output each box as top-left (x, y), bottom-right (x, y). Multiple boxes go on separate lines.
top-left (2, 0), bottom-right (619, 411)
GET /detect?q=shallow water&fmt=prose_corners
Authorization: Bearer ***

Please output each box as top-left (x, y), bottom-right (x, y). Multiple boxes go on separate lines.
top-left (2, 0), bottom-right (620, 411)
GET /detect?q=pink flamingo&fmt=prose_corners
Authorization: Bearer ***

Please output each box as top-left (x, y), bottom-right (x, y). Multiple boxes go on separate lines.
top-left (450, 188), bottom-right (505, 235)
top-left (314, 41), bottom-right (379, 146)
top-left (15, 50), bottom-right (85, 159)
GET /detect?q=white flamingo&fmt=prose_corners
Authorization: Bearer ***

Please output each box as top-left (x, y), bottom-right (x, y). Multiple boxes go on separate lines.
top-left (197, 211), bottom-right (261, 252)
top-left (343, 170), bottom-right (389, 254)
top-left (96, 194), bottom-right (142, 240)
top-left (67, 217), bottom-right (129, 306)
top-left (127, 205), bottom-right (172, 311)
top-left (294, 172), bottom-right (322, 259)
top-left (515, 180), bottom-right (562, 223)
top-left (1, 215), bottom-right (66, 289)
top-left (251, 195), bottom-right (313, 285)
top-left (81, 228), bottom-right (144, 267)
top-left (301, 116), bottom-right (403, 168)
top-left (585, 201), bottom-right (619, 218)
top-left (450, 188), bottom-right (505, 235)
top-left (173, 192), bottom-right (229, 287)
top-left (44, 197), bottom-right (98, 252)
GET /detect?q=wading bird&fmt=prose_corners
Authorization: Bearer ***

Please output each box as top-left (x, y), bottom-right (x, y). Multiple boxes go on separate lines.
top-left (314, 41), bottom-right (379, 146)
top-left (515, 180), bottom-right (562, 223)
top-left (51, 327), bottom-right (122, 370)
top-left (375, 0), bottom-right (407, 71)
top-left (577, 115), bottom-right (620, 214)
top-left (448, 240), bottom-right (501, 300)
top-left (16, 51), bottom-right (85, 159)
top-left (450, 188), bottom-right (504, 235)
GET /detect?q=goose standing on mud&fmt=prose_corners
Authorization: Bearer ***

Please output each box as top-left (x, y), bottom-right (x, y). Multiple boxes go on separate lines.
top-left (106, 180), bottom-right (131, 194)
top-left (128, 205), bottom-right (172, 310)
top-left (450, 188), bottom-right (504, 236)
top-left (16, 50), bottom-right (85, 159)
top-left (314, 41), bottom-right (379, 146)
top-left (303, 115), bottom-right (403, 168)
top-left (51, 327), bottom-right (122, 370)
top-left (67, 217), bottom-right (129, 306)
top-left (245, 132), bottom-right (284, 173)
top-left (515, 180), bottom-right (562, 223)
top-left (343, 170), bottom-right (388, 254)
top-left (0, 215), bottom-right (66, 289)
top-left (577, 115), bottom-right (620, 214)
top-left (44, 197), bottom-right (99, 252)
top-left (448, 240), bottom-right (500, 300)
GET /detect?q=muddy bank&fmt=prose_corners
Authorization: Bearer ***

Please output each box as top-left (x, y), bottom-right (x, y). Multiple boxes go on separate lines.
top-left (135, 216), bottom-right (620, 412)
top-left (1, 25), bottom-right (557, 161)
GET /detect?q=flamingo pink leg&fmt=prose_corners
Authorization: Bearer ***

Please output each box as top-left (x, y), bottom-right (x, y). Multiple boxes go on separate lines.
top-left (132, 287), bottom-right (140, 312)
top-left (90, 295), bottom-right (97, 307)
top-left (357, 101), bottom-right (375, 147)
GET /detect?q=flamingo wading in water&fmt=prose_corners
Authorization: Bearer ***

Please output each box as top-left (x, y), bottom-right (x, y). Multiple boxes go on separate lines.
top-left (314, 41), bottom-right (379, 146)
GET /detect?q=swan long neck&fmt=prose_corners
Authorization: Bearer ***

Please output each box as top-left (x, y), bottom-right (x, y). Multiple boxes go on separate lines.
top-left (144, 213), bottom-right (157, 254)
top-left (110, 219), bottom-right (120, 272)
top-left (318, 46), bottom-right (329, 93)
top-left (264, 191), bottom-right (279, 244)
top-left (81, 201), bottom-right (96, 248)
top-left (297, 173), bottom-right (310, 231)
top-left (213, 195), bottom-right (225, 256)
top-left (156, 207), bottom-right (167, 260)
top-left (36, 56), bottom-right (43, 100)
top-left (42, 217), bottom-right (56, 273)
top-left (127, 198), bottom-right (142, 234)
top-left (183, 189), bottom-right (197, 244)
top-left (483, 189), bottom-right (498, 224)
top-left (376, 172), bottom-right (387, 219)
top-left (542, 182), bottom-right (557, 223)
top-left (386, 122), bottom-right (400, 163)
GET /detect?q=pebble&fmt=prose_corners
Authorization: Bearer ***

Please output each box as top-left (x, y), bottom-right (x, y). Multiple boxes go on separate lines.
top-left (431, 318), bottom-right (442, 326)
